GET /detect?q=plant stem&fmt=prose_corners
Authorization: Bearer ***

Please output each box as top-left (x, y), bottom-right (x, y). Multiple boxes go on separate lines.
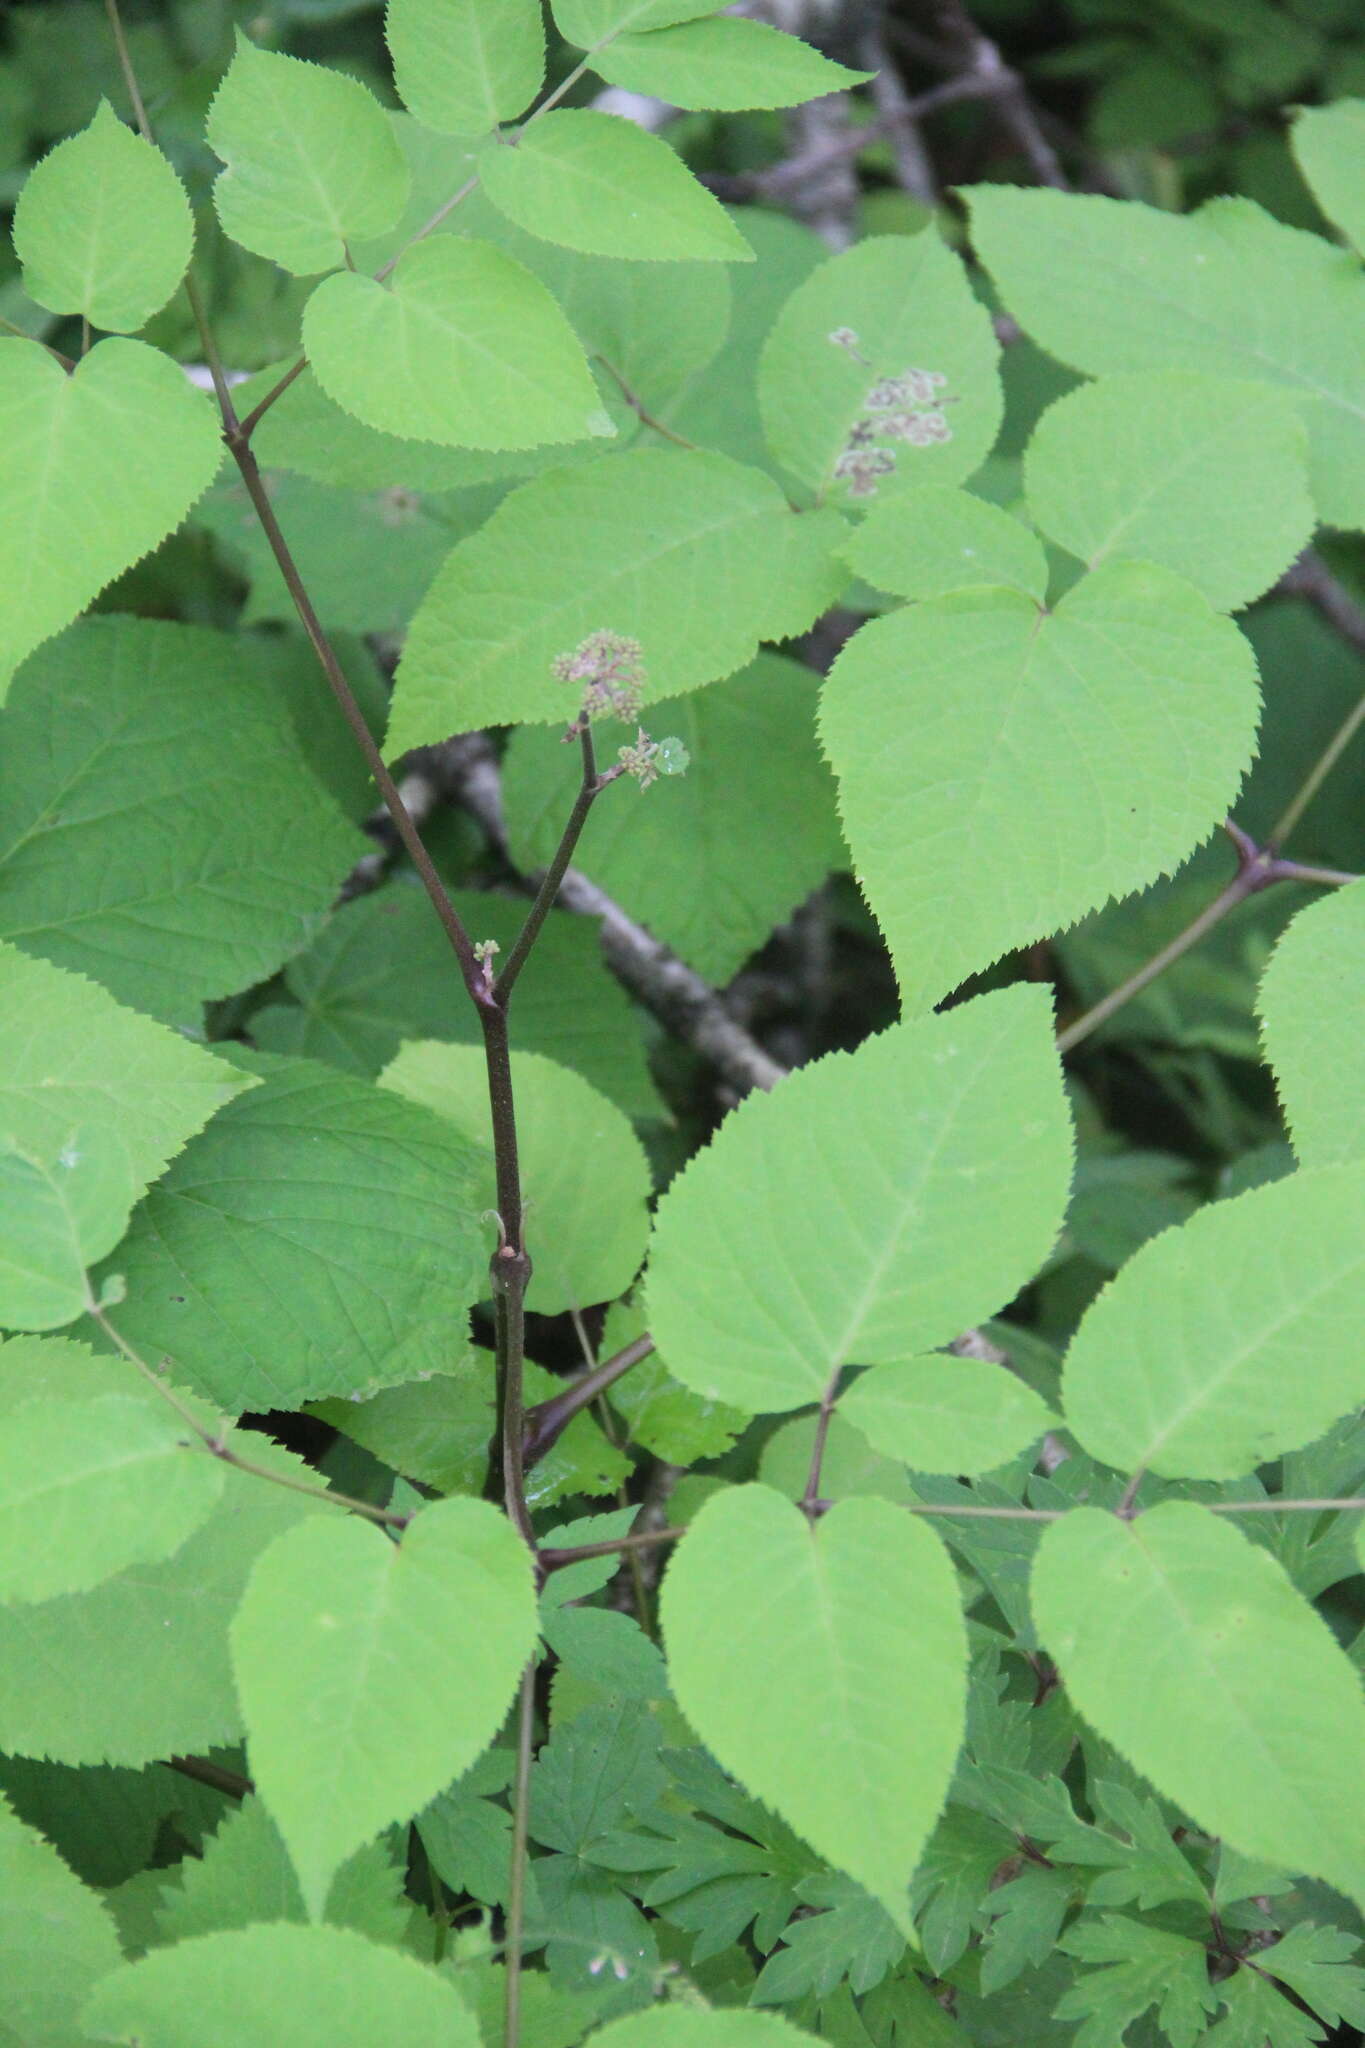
top-left (801, 1368), bottom-right (843, 1515)
top-left (1209, 1496), bottom-right (1365, 1516)
top-left (504, 1658), bottom-right (538, 2048)
top-left (87, 1300), bottom-right (411, 1528)
top-left (1057, 821), bottom-right (1359, 1054)
top-left (522, 1334), bottom-right (656, 1467)
top-left (223, 434), bottom-right (484, 992)
top-left (0, 316), bottom-right (76, 369)
top-left (167, 1753), bottom-right (252, 1799)
top-left (593, 354), bottom-right (702, 450)
top-left (496, 727), bottom-right (608, 1002)
top-left (237, 354), bottom-right (308, 441)
top-left (1270, 688), bottom-right (1365, 850)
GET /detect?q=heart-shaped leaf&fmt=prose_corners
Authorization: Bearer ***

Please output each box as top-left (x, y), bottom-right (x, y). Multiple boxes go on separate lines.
top-left (304, 236), bottom-right (606, 451)
top-left (662, 1484), bottom-right (966, 1928)
top-left (821, 561), bottom-right (1260, 1013)
top-left (0, 338), bottom-right (221, 697)
top-left (231, 1494), bottom-right (538, 1916)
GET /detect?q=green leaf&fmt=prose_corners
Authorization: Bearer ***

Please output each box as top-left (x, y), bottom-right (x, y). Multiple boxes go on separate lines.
top-left (193, 470), bottom-right (486, 637)
top-left (417, 1750), bottom-right (515, 1906)
top-left (646, 985), bottom-right (1071, 1415)
top-left (0, 617), bottom-right (362, 1020)
top-left (590, 19), bottom-right (866, 110)
top-left (1258, 880), bottom-right (1365, 1167)
top-left (503, 653), bottom-right (845, 985)
top-left (1023, 372), bottom-right (1314, 612)
top-left (750, 1873), bottom-right (904, 2003)
top-left (554, 0), bottom-right (720, 41)
top-left (0, 1394), bottom-right (223, 1604)
top-left (381, 1042), bottom-right (651, 1315)
top-left (1054, 1915), bottom-right (1219, 2048)
top-left (821, 562), bottom-right (1260, 1014)
top-left (1292, 99), bottom-right (1365, 253)
top-left (0, 944), bottom-right (250, 1329)
top-left (0, 1436), bottom-right (326, 1767)
top-left (87, 1052), bottom-right (486, 1413)
top-left (206, 35), bottom-right (411, 274)
top-left (231, 1495), bottom-right (536, 1915)
top-left (250, 883), bottom-right (660, 1122)
top-left (839, 485), bottom-right (1048, 603)
top-left (460, 181), bottom-right (734, 419)
top-left (386, 0), bottom-right (544, 134)
top-left (477, 112), bottom-right (754, 265)
top-left (524, 1358), bottom-right (632, 1507)
top-left (758, 232), bottom-right (1002, 506)
top-left (585, 2011), bottom-right (819, 2048)
top-left (543, 1605), bottom-right (667, 1704)
top-left (1061, 1161), bottom-right (1365, 1480)
top-left (239, 359), bottom-right (616, 495)
top-left (840, 1359), bottom-right (1057, 1478)
top-left (0, 1794), bottom-right (122, 2048)
top-left (1252, 1922), bottom-right (1365, 2032)
top-left (82, 1922), bottom-right (480, 2048)
top-left (155, 1796), bottom-right (409, 1947)
top-left (12, 101), bottom-right (192, 332)
top-left (964, 185), bottom-right (1365, 531)
top-left (530, 1698), bottom-right (666, 1856)
top-left (600, 1301), bottom-right (746, 1465)
top-left (0, 338), bottom-right (220, 695)
top-left (1032, 1502), bottom-right (1365, 1910)
top-left (304, 237), bottom-right (607, 451)
top-left (309, 1348), bottom-right (489, 1498)
top-left (662, 1485), bottom-right (966, 1929)
top-left (388, 449), bottom-right (845, 749)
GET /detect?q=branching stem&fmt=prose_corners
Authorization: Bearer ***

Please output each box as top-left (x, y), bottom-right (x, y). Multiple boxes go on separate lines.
top-left (1058, 820), bottom-right (1359, 1054)
top-left (522, 1334), bottom-right (656, 1468)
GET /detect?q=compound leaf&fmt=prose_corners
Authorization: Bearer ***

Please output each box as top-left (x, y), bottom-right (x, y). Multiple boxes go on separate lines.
top-left (758, 231), bottom-right (1002, 506)
top-left (303, 237), bottom-right (607, 451)
top-left (0, 338), bottom-right (220, 694)
top-left (1258, 880), bottom-right (1365, 1167)
top-left (502, 652), bottom-right (845, 985)
top-left (1054, 1915), bottom-right (1219, 2048)
top-left (381, 1042), bottom-right (651, 1315)
top-left (662, 1485), bottom-right (966, 1929)
top-left (0, 944), bottom-right (250, 1329)
top-left (965, 185), bottom-right (1365, 530)
top-left (386, 0), bottom-right (544, 134)
top-left (389, 449), bottom-right (844, 749)
top-left (1023, 372), bottom-right (1313, 612)
top-left (83, 1922), bottom-right (479, 2048)
top-left (553, 0), bottom-right (720, 41)
top-left (230, 1496), bottom-right (537, 1916)
top-left (13, 100), bottom-right (192, 331)
top-left (478, 111), bottom-right (754, 265)
top-left (207, 35), bottom-right (410, 274)
top-left (1032, 1503), bottom-right (1365, 1911)
top-left (1061, 1161), bottom-right (1365, 1480)
top-left (646, 984), bottom-right (1071, 1415)
top-left (821, 562), bottom-right (1260, 1014)
top-left (87, 1053), bottom-right (486, 1414)
top-left (0, 617), bottom-right (362, 1020)
top-left (0, 1794), bottom-right (122, 2048)
top-left (590, 19), bottom-right (865, 110)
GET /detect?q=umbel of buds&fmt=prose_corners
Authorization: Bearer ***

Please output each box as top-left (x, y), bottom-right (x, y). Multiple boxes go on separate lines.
top-left (552, 629), bottom-right (646, 724)
top-left (617, 729), bottom-right (690, 791)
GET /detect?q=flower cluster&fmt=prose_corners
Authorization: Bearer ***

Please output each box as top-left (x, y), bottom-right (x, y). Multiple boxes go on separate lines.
top-left (551, 629), bottom-right (646, 724)
top-left (826, 329), bottom-right (957, 498)
top-left (616, 729), bottom-right (690, 792)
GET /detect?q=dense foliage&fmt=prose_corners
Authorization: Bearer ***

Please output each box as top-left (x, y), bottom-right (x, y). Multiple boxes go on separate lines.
top-left (0, 2), bottom-right (1363, 2045)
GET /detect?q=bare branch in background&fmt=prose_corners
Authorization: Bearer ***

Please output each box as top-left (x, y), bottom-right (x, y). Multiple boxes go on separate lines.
top-left (928, 0), bottom-right (1067, 189)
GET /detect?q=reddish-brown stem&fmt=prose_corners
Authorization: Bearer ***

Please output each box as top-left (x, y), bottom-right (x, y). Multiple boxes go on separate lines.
top-left (522, 1335), bottom-right (657, 1467)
